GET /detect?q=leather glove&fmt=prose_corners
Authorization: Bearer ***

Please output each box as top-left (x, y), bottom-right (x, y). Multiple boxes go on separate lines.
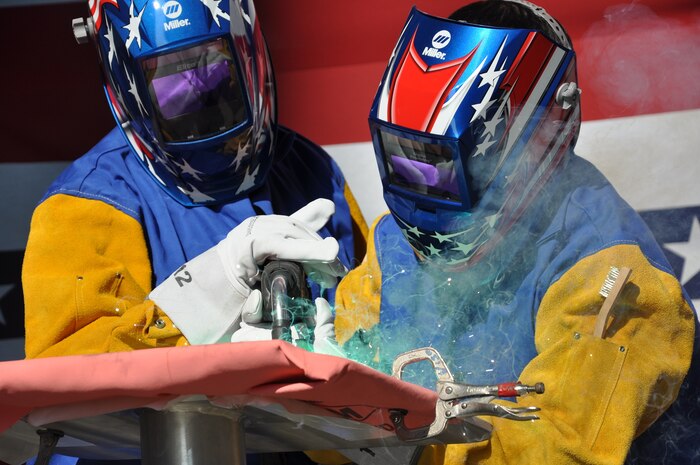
top-left (148, 199), bottom-right (346, 345)
top-left (310, 297), bottom-right (346, 356)
top-left (231, 297), bottom-right (346, 357)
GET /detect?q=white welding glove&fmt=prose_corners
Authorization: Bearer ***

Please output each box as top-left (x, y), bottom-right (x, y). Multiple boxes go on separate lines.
top-left (148, 199), bottom-right (347, 345)
top-left (231, 297), bottom-right (346, 357)
top-left (311, 297), bottom-right (346, 357)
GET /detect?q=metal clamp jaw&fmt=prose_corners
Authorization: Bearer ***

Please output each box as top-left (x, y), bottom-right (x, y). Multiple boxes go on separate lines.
top-left (390, 348), bottom-right (544, 443)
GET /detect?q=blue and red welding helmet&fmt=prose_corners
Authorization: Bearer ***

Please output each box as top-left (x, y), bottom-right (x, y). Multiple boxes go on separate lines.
top-left (73, 0), bottom-right (275, 205)
top-left (369, 2), bottom-right (581, 265)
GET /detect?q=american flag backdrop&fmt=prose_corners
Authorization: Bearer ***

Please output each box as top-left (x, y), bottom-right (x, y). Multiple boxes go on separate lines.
top-left (0, 0), bottom-right (698, 360)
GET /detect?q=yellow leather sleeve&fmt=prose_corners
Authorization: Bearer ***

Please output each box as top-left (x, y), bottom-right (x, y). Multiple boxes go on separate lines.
top-left (343, 183), bottom-right (369, 263)
top-left (23, 194), bottom-right (188, 358)
top-left (429, 244), bottom-right (695, 464)
top-left (334, 213), bottom-right (385, 346)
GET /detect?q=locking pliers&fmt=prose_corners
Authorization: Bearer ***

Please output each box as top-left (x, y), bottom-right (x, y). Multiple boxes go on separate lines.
top-left (389, 347), bottom-right (544, 443)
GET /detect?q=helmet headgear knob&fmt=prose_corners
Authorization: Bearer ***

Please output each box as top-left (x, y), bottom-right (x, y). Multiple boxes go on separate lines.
top-left (555, 82), bottom-right (581, 110)
top-left (71, 17), bottom-right (94, 45)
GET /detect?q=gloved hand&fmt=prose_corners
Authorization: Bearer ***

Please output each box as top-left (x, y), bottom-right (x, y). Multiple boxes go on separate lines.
top-left (148, 199), bottom-right (346, 345)
top-left (231, 297), bottom-right (346, 357)
top-left (311, 297), bottom-right (346, 357)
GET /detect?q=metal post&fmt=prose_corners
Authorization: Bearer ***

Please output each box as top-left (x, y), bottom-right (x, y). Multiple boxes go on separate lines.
top-left (140, 404), bottom-right (246, 465)
top-left (34, 429), bottom-right (64, 465)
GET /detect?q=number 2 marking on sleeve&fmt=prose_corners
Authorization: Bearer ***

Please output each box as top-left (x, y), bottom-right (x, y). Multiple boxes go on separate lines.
top-left (174, 265), bottom-right (192, 287)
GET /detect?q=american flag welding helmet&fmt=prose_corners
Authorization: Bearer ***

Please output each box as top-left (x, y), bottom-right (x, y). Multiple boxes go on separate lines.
top-left (369, 4), bottom-right (580, 265)
top-left (73, 0), bottom-right (276, 205)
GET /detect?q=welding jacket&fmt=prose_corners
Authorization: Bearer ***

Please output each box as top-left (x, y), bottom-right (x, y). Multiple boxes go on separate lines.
top-left (333, 154), bottom-right (698, 465)
top-left (23, 126), bottom-right (367, 359)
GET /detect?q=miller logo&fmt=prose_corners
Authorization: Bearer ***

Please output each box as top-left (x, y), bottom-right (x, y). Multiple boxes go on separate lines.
top-left (162, 0), bottom-right (191, 31)
top-left (163, 1), bottom-right (182, 19)
top-left (423, 30), bottom-right (451, 60)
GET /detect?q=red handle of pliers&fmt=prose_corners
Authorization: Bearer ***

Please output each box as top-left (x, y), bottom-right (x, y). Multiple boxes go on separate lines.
top-left (497, 382), bottom-right (520, 397)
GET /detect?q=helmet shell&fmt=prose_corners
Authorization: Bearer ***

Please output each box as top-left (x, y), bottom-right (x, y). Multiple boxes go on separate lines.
top-left (369, 7), bottom-right (580, 265)
top-left (90, 0), bottom-right (276, 205)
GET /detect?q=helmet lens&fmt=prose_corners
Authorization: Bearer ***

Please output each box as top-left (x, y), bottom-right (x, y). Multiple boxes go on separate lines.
top-left (142, 38), bottom-right (247, 143)
top-left (380, 131), bottom-right (461, 201)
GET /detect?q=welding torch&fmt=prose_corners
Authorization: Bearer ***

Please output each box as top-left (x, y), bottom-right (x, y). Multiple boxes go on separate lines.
top-left (260, 259), bottom-right (313, 346)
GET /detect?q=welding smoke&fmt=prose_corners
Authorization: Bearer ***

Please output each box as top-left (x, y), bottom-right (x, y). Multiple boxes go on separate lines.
top-left (579, 3), bottom-right (700, 117)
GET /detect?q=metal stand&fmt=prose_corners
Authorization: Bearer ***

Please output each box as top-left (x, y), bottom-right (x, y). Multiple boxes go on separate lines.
top-left (140, 403), bottom-right (246, 465)
top-left (34, 429), bottom-right (64, 465)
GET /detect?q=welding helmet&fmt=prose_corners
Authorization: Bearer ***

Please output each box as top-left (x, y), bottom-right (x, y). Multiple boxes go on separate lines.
top-left (369, 2), bottom-right (580, 265)
top-left (73, 0), bottom-right (275, 205)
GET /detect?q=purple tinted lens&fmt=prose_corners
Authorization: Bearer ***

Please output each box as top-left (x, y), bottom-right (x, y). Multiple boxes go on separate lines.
top-left (391, 155), bottom-right (459, 196)
top-left (151, 60), bottom-right (231, 120)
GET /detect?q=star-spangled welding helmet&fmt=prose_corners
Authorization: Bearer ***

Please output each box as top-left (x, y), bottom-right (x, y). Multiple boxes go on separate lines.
top-left (368, 0), bottom-right (581, 265)
top-left (72, 0), bottom-right (276, 205)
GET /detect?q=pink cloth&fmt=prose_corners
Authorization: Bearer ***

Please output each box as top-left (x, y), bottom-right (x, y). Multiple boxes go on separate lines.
top-left (0, 341), bottom-right (436, 433)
